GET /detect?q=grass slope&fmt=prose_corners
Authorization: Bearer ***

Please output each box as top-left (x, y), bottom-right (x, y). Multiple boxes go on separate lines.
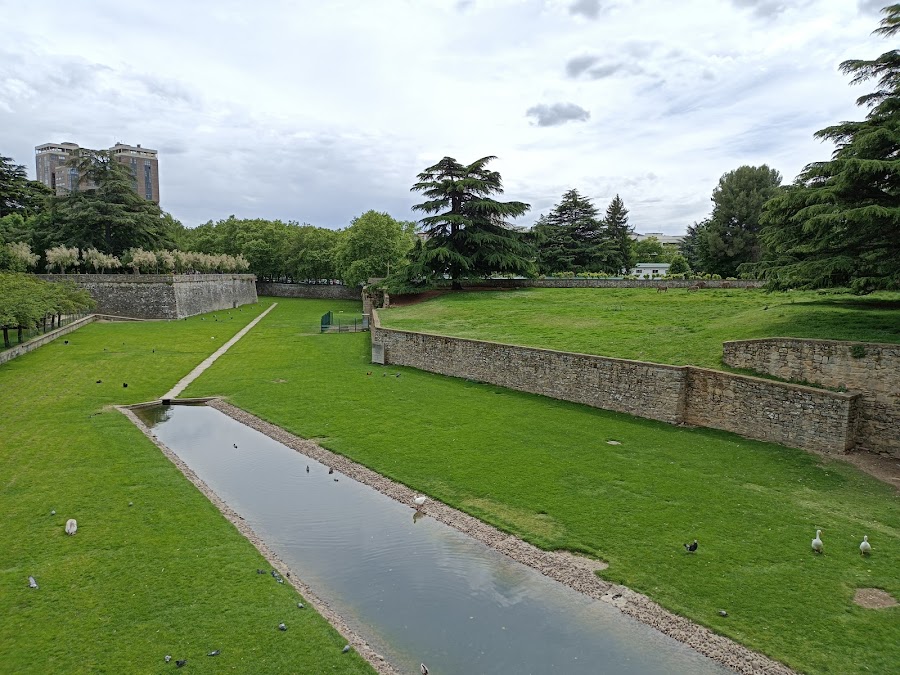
top-left (185, 298), bottom-right (900, 675)
top-left (378, 288), bottom-right (900, 368)
top-left (0, 302), bottom-right (373, 674)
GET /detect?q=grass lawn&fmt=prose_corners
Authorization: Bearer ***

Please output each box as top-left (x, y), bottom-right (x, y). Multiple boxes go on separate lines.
top-left (185, 298), bottom-right (900, 675)
top-left (378, 288), bottom-right (900, 368)
top-left (0, 301), bottom-right (374, 674)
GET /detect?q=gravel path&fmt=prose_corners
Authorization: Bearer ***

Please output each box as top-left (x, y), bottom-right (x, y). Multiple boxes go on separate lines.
top-left (203, 398), bottom-right (796, 675)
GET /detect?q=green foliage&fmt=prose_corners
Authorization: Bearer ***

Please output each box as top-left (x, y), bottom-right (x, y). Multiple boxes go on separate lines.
top-left (632, 236), bottom-right (675, 264)
top-left (334, 210), bottom-right (415, 287)
top-left (0, 305), bottom-right (374, 673)
top-left (748, 8), bottom-right (900, 293)
top-left (186, 298), bottom-right (900, 675)
top-left (533, 189), bottom-right (614, 274)
top-left (0, 273), bottom-right (95, 346)
top-left (411, 156), bottom-right (535, 286)
top-left (700, 165), bottom-right (782, 278)
top-left (601, 195), bottom-right (634, 274)
top-left (0, 155), bottom-right (50, 218)
top-left (285, 225), bottom-right (341, 281)
top-left (668, 253), bottom-right (691, 274)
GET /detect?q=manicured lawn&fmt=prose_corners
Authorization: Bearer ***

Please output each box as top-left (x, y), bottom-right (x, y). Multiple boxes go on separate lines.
top-left (378, 288), bottom-right (900, 368)
top-left (185, 298), bottom-right (900, 675)
top-left (0, 301), bottom-right (374, 674)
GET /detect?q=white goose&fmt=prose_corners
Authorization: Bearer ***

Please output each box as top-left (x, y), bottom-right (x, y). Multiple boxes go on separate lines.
top-left (860, 535), bottom-right (872, 556)
top-left (413, 495), bottom-right (428, 511)
top-left (65, 519), bottom-right (78, 536)
top-left (811, 529), bottom-right (823, 554)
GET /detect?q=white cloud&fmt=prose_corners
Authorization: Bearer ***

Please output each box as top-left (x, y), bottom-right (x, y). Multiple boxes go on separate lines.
top-left (0, 0), bottom-right (888, 234)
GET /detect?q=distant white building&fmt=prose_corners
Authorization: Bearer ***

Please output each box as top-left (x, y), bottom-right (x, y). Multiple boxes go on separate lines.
top-left (632, 232), bottom-right (685, 246)
top-left (630, 262), bottom-right (671, 277)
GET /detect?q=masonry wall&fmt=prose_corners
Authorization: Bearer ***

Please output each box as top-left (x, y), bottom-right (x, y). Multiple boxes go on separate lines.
top-left (37, 274), bottom-right (258, 319)
top-left (723, 338), bottom-right (899, 457)
top-left (466, 278), bottom-right (763, 289)
top-left (372, 313), bottom-right (864, 455)
top-left (257, 282), bottom-right (361, 301)
top-left (0, 315), bottom-right (97, 367)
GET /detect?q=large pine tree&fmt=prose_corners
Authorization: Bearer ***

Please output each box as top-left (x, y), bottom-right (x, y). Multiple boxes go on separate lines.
top-left (601, 195), bottom-right (634, 274)
top-left (411, 156), bottom-right (534, 287)
top-left (750, 5), bottom-right (900, 292)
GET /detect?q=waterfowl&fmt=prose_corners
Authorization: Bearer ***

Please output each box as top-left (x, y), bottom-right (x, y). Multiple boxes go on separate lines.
top-left (811, 529), bottom-right (824, 554)
top-left (328, 467), bottom-right (334, 475)
top-left (421, 664), bottom-right (429, 674)
top-left (413, 495), bottom-right (427, 511)
top-left (684, 540), bottom-right (698, 553)
top-left (860, 535), bottom-right (872, 556)
top-left (65, 519), bottom-right (77, 535)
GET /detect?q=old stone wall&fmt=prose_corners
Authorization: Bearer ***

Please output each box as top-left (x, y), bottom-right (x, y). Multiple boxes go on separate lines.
top-left (467, 278), bottom-right (763, 290)
top-left (371, 312), bottom-right (865, 455)
top-left (0, 315), bottom-right (97, 367)
top-left (723, 338), bottom-right (899, 457)
top-left (37, 274), bottom-right (258, 319)
top-left (257, 282), bottom-right (361, 301)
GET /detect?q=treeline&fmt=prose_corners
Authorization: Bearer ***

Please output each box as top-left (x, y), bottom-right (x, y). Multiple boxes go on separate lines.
top-left (0, 273), bottom-right (95, 348)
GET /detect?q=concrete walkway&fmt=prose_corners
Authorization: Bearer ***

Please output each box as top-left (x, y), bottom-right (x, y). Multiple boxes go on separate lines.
top-left (162, 303), bottom-right (278, 400)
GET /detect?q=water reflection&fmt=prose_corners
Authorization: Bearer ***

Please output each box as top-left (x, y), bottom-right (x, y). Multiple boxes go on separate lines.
top-left (142, 404), bottom-right (732, 675)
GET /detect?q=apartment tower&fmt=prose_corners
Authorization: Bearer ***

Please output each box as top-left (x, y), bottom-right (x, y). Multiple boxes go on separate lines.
top-left (34, 141), bottom-right (160, 203)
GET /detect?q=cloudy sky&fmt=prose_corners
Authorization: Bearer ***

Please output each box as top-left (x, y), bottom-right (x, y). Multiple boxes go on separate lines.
top-left (0, 0), bottom-right (891, 234)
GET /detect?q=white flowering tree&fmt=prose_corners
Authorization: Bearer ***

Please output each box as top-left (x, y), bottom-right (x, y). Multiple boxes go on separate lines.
top-left (83, 248), bottom-right (122, 273)
top-left (124, 247), bottom-right (158, 274)
top-left (155, 249), bottom-right (176, 273)
top-left (45, 246), bottom-right (80, 273)
top-left (5, 242), bottom-right (39, 271)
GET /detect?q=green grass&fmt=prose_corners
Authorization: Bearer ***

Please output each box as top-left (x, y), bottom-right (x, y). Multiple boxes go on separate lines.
top-left (185, 298), bottom-right (900, 675)
top-left (378, 288), bottom-right (900, 368)
top-left (0, 302), bottom-right (374, 674)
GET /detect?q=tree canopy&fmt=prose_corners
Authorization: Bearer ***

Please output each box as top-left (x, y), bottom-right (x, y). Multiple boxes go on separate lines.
top-left (334, 210), bottom-right (416, 287)
top-left (747, 6), bottom-right (900, 292)
top-left (410, 156), bottom-right (535, 287)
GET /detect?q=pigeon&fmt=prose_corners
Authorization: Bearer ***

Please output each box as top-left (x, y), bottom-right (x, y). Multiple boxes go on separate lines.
top-left (860, 535), bottom-right (872, 556)
top-left (278, 623), bottom-right (287, 631)
top-left (50, 510), bottom-right (56, 516)
top-left (164, 655), bottom-right (171, 663)
top-left (297, 602), bottom-right (305, 609)
top-left (176, 659), bottom-right (187, 668)
top-left (421, 664), bottom-right (429, 675)
top-left (277, 577), bottom-right (284, 583)
top-left (718, 610), bottom-right (728, 617)
top-left (257, 569), bottom-right (266, 575)
top-left (684, 540), bottom-right (698, 553)
top-left (28, 576), bottom-right (38, 589)
top-left (342, 645), bottom-right (351, 653)
top-left (396, 373), bottom-right (400, 378)
top-left (208, 650), bottom-right (220, 656)
top-left (271, 570), bottom-right (280, 578)
top-left (328, 467), bottom-right (334, 475)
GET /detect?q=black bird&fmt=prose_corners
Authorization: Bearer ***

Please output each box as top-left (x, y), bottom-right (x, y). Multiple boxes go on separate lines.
top-left (396, 373), bottom-right (400, 378)
top-left (684, 539), bottom-right (698, 553)
top-left (278, 623), bottom-right (287, 631)
top-left (333, 478), bottom-right (339, 482)
top-left (96, 380), bottom-right (102, 384)
top-left (123, 383), bottom-right (128, 388)
top-left (208, 650), bottom-right (220, 656)
top-left (306, 465), bottom-right (309, 473)
top-left (233, 443), bottom-right (238, 449)
top-left (328, 467), bottom-right (334, 474)
top-left (152, 349), bottom-right (155, 353)
top-left (271, 570), bottom-right (280, 578)
top-left (64, 340), bottom-right (69, 345)
top-left (366, 372), bottom-right (371, 376)
top-left (176, 659), bottom-right (187, 668)
top-left (257, 569), bottom-right (266, 574)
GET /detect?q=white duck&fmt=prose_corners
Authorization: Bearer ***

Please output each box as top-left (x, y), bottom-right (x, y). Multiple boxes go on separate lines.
top-left (860, 535), bottom-right (872, 556)
top-left (811, 529), bottom-right (823, 554)
top-left (413, 495), bottom-right (427, 511)
top-left (65, 519), bottom-right (78, 536)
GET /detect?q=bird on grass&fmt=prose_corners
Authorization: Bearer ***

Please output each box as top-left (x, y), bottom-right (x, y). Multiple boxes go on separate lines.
top-left (64, 340), bottom-right (69, 345)
top-left (297, 602), bottom-right (305, 609)
top-left (65, 519), bottom-right (77, 535)
top-left (684, 540), bottom-right (698, 553)
top-left (421, 664), bottom-right (429, 674)
top-left (342, 645), bottom-right (351, 653)
top-left (176, 659), bottom-right (187, 668)
top-left (164, 655), bottom-right (171, 663)
top-left (122, 383), bottom-right (128, 388)
top-left (812, 529), bottom-right (824, 554)
top-left (208, 650), bottom-right (220, 656)
top-left (96, 380), bottom-right (102, 384)
top-left (257, 569), bottom-right (266, 575)
top-left (413, 495), bottom-right (427, 511)
top-left (28, 576), bottom-right (38, 589)
top-left (860, 536), bottom-right (872, 556)
top-left (278, 623), bottom-right (287, 631)
top-left (50, 510), bottom-right (56, 516)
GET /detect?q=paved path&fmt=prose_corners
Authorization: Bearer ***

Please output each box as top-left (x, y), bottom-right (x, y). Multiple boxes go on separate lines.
top-left (162, 303), bottom-right (278, 399)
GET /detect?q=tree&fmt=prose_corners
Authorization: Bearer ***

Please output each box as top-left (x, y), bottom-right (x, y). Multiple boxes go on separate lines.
top-left (601, 195), bottom-right (634, 274)
top-left (334, 210), bottom-right (415, 287)
top-left (668, 254), bottom-right (691, 275)
top-left (533, 189), bottom-right (615, 274)
top-left (680, 219), bottom-right (709, 273)
top-left (747, 6), bottom-right (900, 292)
top-left (632, 236), bottom-right (674, 263)
top-left (411, 156), bottom-right (535, 288)
top-left (0, 155), bottom-right (50, 218)
top-left (40, 149), bottom-right (172, 256)
top-left (285, 225), bottom-right (341, 281)
top-left (701, 165), bottom-right (782, 278)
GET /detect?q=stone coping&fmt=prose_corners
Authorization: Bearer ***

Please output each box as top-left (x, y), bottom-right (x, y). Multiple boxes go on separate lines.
top-left (724, 337), bottom-right (900, 349)
top-left (36, 273), bottom-right (256, 283)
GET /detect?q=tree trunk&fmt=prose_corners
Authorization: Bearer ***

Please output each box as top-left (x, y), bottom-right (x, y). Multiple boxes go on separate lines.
top-left (2, 327), bottom-right (9, 348)
top-left (17, 326), bottom-right (24, 343)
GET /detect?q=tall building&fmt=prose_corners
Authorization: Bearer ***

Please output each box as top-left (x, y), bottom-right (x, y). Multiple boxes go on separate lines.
top-left (35, 141), bottom-right (160, 203)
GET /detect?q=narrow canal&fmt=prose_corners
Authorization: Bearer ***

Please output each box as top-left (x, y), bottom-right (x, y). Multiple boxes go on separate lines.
top-left (137, 404), bottom-right (732, 675)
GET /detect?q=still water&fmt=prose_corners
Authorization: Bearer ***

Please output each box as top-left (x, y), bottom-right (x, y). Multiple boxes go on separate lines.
top-left (137, 404), bottom-right (732, 675)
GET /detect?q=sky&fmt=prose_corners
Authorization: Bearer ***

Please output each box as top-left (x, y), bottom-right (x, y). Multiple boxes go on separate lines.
top-left (0, 0), bottom-right (892, 235)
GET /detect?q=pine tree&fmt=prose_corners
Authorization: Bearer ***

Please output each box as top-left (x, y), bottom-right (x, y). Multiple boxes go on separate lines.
top-left (601, 195), bottom-right (634, 274)
top-left (749, 5), bottom-right (900, 292)
top-left (411, 156), bottom-right (534, 288)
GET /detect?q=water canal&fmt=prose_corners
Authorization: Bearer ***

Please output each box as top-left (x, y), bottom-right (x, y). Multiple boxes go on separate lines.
top-left (136, 404), bottom-right (732, 675)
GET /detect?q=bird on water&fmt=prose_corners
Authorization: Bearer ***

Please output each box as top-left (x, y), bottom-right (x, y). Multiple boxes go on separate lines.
top-left (421, 664), bottom-right (429, 674)
top-left (812, 529), bottom-right (824, 554)
top-left (684, 539), bottom-right (698, 553)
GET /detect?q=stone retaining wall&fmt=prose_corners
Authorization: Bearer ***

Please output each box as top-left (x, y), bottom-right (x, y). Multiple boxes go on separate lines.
top-left (0, 315), bottom-right (97, 366)
top-left (37, 274), bottom-right (258, 319)
top-left (257, 282), bottom-right (361, 301)
top-left (371, 312), bottom-right (863, 454)
top-left (468, 278), bottom-right (763, 289)
top-left (724, 338), bottom-right (899, 457)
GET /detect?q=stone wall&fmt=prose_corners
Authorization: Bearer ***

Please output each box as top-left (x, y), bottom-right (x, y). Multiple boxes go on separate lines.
top-left (466, 278), bottom-right (763, 290)
top-left (37, 274), bottom-right (258, 319)
top-left (371, 312), bottom-right (864, 455)
top-left (257, 282), bottom-right (361, 301)
top-left (723, 338), bottom-right (899, 457)
top-left (0, 315), bottom-right (97, 367)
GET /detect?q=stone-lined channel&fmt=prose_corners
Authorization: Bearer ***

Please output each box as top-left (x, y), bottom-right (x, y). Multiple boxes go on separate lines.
top-left (136, 403), bottom-right (733, 675)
